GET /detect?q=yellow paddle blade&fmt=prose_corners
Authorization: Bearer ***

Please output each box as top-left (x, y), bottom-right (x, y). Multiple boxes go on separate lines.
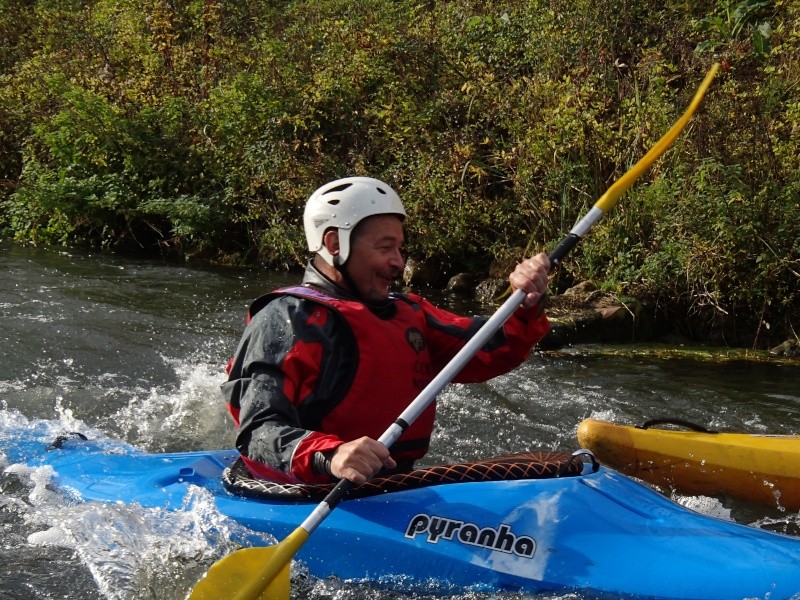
top-left (187, 547), bottom-right (290, 600)
top-left (188, 528), bottom-right (310, 600)
top-left (594, 62), bottom-right (720, 213)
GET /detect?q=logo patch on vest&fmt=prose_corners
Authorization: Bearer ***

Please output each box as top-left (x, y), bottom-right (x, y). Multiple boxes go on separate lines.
top-left (406, 328), bottom-right (425, 353)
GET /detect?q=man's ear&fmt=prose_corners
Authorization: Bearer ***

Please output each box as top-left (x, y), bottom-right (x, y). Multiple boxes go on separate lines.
top-left (322, 229), bottom-right (340, 258)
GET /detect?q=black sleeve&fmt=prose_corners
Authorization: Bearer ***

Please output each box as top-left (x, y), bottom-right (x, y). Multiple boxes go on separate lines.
top-left (221, 295), bottom-right (357, 475)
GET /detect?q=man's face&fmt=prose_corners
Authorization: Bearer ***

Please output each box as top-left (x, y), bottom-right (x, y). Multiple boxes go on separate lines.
top-left (345, 214), bottom-right (405, 303)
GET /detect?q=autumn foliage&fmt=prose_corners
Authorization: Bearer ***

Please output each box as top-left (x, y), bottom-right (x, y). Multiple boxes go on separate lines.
top-left (1, 0), bottom-right (798, 344)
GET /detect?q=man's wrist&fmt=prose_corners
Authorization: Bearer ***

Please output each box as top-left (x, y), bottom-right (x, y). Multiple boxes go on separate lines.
top-left (312, 450), bottom-right (334, 476)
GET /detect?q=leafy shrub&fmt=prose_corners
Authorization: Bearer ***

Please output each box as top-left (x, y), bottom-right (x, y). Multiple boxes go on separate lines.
top-left (0, 0), bottom-right (798, 344)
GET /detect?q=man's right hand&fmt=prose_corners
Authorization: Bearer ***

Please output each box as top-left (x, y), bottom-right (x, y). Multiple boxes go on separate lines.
top-left (329, 436), bottom-right (397, 484)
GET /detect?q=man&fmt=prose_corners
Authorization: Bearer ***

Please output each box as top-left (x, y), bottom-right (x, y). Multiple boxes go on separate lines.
top-left (223, 176), bottom-right (550, 485)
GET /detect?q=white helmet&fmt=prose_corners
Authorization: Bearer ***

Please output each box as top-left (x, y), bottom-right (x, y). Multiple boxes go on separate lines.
top-left (303, 176), bottom-right (406, 266)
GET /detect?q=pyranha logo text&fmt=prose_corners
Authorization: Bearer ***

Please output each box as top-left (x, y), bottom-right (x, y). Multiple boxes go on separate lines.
top-left (404, 513), bottom-right (536, 558)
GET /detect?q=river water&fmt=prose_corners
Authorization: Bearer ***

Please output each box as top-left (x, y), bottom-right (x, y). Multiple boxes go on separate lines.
top-left (1, 241), bottom-right (799, 600)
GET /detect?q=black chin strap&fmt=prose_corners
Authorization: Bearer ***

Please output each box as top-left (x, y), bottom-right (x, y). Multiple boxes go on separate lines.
top-left (338, 260), bottom-right (396, 316)
top-left (336, 260), bottom-right (360, 299)
top-left (312, 254), bottom-right (395, 313)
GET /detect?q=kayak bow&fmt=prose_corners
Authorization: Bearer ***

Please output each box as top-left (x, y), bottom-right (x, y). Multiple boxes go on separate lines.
top-left (577, 417), bottom-right (800, 510)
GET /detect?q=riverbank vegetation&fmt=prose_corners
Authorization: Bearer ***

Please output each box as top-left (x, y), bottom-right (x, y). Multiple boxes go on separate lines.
top-left (0, 0), bottom-right (798, 347)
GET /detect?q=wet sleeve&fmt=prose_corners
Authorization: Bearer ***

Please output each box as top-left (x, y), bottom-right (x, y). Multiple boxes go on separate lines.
top-left (222, 297), bottom-right (345, 484)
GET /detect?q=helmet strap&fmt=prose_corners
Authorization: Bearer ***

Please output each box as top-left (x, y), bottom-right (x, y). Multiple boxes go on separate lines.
top-left (337, 259), bottom-right (362, 299)
top-left (319, 228), bottom-right (342, 267)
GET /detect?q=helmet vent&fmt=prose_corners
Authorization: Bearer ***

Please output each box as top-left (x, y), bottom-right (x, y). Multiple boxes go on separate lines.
top-left (324, 183), bottom-right (353, 194)
top-left (376, 187), bottom-right (387, 195)
top-left (327, 199), bottom-right (340, 205)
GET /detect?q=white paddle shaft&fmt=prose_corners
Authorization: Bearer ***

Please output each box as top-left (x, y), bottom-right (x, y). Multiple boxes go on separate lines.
top-left (378, 287), bottom-right (526, 448)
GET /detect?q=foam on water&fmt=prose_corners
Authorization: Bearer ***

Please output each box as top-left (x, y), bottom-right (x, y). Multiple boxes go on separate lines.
top-left (0, 353), bottom-right (241, 595)
top-left (105, 356), bottom-right (234, 453)
top-left (673, 494), bottom-right (733, 521)
top-left (23, 485), bottom-right (273, 600)
top-left (1, 410), bottom-right (273, 600)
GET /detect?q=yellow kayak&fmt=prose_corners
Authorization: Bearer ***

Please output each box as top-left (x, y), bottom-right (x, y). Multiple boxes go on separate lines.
top-left (577, 418), bottom-right (800, 511)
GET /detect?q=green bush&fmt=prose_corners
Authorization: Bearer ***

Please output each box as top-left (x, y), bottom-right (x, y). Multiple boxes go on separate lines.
top-left (0, 0), bottom-right (798, 344)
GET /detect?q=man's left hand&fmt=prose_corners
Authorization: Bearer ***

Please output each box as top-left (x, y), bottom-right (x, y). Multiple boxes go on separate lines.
top-left (509, 253), bottom-right (550, 309)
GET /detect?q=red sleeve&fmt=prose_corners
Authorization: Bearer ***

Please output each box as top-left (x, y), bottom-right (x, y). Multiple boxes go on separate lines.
top-left (413, 295), bottom-right (550, 384)
top-left (292, 432), bottom-right (343, 484)
top-left (226, 296), bottom-right (352, 485)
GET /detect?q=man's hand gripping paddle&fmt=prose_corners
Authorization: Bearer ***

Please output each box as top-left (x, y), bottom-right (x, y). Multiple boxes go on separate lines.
top-left (187, 63), bottom-right (720, 600)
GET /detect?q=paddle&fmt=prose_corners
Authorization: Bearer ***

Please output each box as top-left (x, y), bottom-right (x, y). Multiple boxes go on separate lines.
top-left (187, 62), bottom-right (720, 600)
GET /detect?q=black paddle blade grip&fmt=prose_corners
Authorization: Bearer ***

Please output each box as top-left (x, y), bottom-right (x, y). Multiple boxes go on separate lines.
top-left (548, 234), bottom-right (581, 268)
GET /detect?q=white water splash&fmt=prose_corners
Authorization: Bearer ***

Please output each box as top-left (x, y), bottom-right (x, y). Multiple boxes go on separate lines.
top-left (105, 357), bottom-right (233, 453)
top-left (673, 494), bottom-right (733, 521)
top-left (13, 460), bottom-right (274, 600)
top-left (0, 407), bottom-right (269, 599)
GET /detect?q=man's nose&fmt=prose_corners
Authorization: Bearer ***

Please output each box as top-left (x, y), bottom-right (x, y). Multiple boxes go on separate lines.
top-left (390, 248), bottom-right (405, 268)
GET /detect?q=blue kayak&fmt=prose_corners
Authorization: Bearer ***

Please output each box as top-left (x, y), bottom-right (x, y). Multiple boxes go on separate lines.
top-left (5, 432), bottom-right (800, 600)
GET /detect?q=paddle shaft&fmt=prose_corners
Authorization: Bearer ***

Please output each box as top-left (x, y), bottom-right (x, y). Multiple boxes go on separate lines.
top-left (296, 286), bottom-right (524, 534)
